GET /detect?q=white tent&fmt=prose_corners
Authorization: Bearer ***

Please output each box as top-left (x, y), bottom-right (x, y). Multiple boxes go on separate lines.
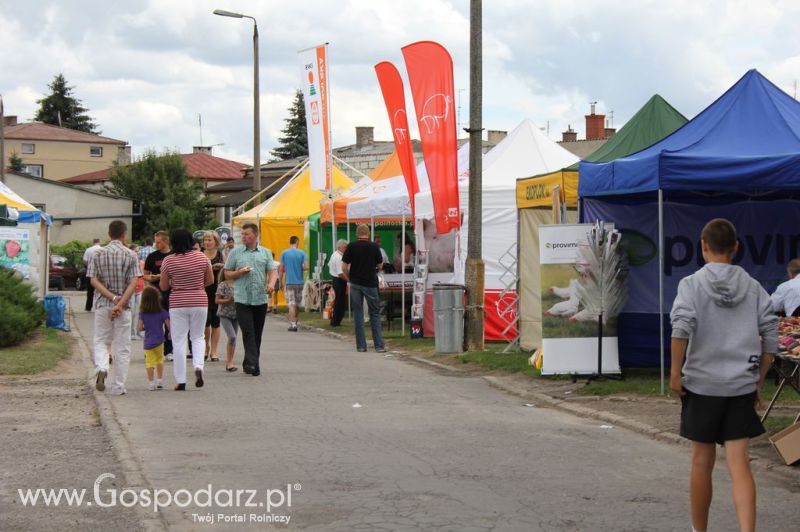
top-left (414, 119), bottom-right (579, 340)
top-left (345, 142), bottom-right (470, 220)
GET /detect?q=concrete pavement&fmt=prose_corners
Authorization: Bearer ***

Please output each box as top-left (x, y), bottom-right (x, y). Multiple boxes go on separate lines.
top-left (71, 297), bottom-right (800, 531)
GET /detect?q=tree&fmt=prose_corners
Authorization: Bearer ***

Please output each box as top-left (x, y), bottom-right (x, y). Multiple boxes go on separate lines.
top-left (8, 151), bottom-right (24, 172)
top-left (34, 74), bottom-right (99, 133)
top-left (107, 150), bottom-right (209, 240)
top-left (270, 90), bottom-right (308, 161)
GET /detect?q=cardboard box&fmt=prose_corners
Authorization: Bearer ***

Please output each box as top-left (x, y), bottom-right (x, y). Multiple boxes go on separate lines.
top-left (769, 421), bottom-right (800, 465)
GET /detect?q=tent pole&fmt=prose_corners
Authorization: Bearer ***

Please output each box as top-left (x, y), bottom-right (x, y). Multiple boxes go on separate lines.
top-left (331, 193), bottom-right (336, 319)
top-left (347, 212), bottom-right (351, 320)
top-left (402, 210), bottom-right (406, 335)
top-left (658, 189), bottom-right (665, 395)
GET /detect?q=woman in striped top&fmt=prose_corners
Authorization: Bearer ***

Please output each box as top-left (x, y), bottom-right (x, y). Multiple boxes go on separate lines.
top-left (160, 229), bottom-right (213, 390)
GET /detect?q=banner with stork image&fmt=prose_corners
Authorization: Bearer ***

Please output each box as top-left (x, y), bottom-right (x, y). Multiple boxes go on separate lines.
top-left (539, 224), bottom-right (621, 375)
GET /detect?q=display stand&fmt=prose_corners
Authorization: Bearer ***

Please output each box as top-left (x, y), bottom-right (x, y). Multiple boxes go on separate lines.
top-left (761, 355), bottom-right (800, 424)
top-left (574, 221), bottom-right (628, 384)
top-left (410, 249), bottom-right (429, 338)
top-left (498, 243), bottom-right (520, 353)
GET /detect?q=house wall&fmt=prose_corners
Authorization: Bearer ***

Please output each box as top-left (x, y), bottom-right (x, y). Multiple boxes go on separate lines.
top-left (5, 139), bottom-right (123, 180)
top-left (5, 173), bottom-right (132, 245)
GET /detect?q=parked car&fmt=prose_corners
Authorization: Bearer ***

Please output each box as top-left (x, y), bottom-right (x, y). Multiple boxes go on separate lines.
top-left (48, 254), bottom-right (87, 291)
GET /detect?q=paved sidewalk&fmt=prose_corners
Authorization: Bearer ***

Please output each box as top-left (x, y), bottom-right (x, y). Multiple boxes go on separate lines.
top-left (72, 299), bottom-right (800, 531)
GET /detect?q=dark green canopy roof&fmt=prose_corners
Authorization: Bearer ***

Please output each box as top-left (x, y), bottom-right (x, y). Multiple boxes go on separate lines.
top-left (565, 94), bottom-right (687, 171)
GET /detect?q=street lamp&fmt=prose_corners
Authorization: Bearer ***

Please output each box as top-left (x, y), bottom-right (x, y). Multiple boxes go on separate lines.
top-left (213, 9), bottom-right (261, 193)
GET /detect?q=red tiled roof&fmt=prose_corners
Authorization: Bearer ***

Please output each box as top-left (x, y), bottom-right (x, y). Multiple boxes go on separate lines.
top-left (4, 122), bottom-right (127, 145)
top-left (181, 152), bottom-right (248, 180)
top-left (62, 152), bottom-right (247, 184)
top-left (61, 167), bottom-right (111, 184)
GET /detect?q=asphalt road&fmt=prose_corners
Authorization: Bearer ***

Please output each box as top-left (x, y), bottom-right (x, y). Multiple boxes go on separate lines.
top-left (71, 303), bottom-right (800, 532)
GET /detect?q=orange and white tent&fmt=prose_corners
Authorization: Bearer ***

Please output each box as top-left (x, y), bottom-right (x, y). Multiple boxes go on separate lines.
top-left (319, 151), bottom-right (402, 224)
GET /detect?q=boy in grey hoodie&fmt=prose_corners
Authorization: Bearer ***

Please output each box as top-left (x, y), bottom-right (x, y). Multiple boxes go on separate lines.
top-left (670, 218), bottom-right (777, 532)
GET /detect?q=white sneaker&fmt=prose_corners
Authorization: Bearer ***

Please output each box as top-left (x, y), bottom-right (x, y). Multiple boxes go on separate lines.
top-left (156, 380), bottom-right (163, 390)
top-left (148, 381), bottom-right (156, 391)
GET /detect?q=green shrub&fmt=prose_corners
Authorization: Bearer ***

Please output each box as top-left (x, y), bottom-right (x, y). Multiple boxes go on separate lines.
top-left (0, 268), bottom-right (46, 347)
top-left (51, 240), bottom-right (92, 269)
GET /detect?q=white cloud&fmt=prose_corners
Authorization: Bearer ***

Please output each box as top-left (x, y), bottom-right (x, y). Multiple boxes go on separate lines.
top-left (1, 0), bottom-right (799, 166)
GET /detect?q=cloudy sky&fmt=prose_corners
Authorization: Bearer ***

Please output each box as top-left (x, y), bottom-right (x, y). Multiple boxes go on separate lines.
top-left (1, 0), bottom-right (798, 165)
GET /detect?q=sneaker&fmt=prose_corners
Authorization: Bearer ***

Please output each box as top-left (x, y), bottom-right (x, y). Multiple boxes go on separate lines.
top-left (174, 383), bottom-right (186, 391)
top-left (95, 370), bottom-right (107, 391)
top-left (288, 326), bottom-right (298, 332)
top-left (375, 347), bottom-right (387, 353)
top-left (156, 380), bottom-right (163, 390)
top-left (148, 381), bottom-right (156, 391)
top-left (357, 348), bottom-right (367, 353)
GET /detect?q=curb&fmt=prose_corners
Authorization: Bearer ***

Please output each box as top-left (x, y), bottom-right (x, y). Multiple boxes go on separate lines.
top-left (70, 310), bottom-right (169, 532)
top-left (480, 376), bottom-right (687, 447)
top-left (479, 375), bottom-right (800, 484)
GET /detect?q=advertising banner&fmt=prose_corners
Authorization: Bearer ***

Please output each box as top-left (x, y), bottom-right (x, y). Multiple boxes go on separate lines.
top-left (299, 44), bottom-right (331, 191)
top-left (583, 198), bottom-right (800, 314)
top-left (402, 41), bottom-right (460, 235)
top-left (0, 227), bottom-right (31, 280)
top-left (539, 224), bottom-right (620, 375)
top-left (375, 61), bottom-right (420, 217)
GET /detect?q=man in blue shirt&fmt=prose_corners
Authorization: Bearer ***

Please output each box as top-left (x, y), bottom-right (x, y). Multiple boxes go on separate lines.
top-left (280, 235), bottom-right (308, 332)
top-left (224, 223), bottom-right (277, 376)
top-left (771, 258), bottom-right (800, 316)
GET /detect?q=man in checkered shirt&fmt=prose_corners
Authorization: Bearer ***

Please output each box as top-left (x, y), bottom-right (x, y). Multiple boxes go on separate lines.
top-left (87, 220), bottom-right (142, 395)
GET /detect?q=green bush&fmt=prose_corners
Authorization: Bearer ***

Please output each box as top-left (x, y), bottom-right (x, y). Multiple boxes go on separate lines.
top-left (51, 240), bottom-right (92, 269)
top-left (0, 268), bottom-right (46, 347)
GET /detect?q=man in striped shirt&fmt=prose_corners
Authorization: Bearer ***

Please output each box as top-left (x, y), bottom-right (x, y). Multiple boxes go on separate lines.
top-left (87, 220), bottom-right (142, 395)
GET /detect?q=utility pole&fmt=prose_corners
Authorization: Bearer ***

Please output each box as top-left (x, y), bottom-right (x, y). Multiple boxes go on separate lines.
top-left (0, 94), bottom-right (5, 184)
top-left (464, 0), bottom-right (484, 351)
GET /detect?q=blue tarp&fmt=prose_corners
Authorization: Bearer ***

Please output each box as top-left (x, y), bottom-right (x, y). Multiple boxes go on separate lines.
top-left (579, 69), bottom-right (800, 197)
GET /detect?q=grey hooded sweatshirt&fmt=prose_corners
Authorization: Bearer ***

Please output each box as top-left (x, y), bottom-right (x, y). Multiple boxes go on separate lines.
top-left (670, 263), bottom-right (778, 397)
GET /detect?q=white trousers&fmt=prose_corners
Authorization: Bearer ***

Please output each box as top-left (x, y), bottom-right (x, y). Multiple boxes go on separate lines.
top-left (93, 307), bottom-right (132, 395)
top-left (170, 306), bottom-right (207, 384)
top-left (130, 292), bottom-right (141, 337)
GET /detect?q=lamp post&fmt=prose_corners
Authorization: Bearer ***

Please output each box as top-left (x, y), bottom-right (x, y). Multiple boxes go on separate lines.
top-left (1, 94), bottom-right (5, 184)
top-left (213, 9), bottom-right (260, 192)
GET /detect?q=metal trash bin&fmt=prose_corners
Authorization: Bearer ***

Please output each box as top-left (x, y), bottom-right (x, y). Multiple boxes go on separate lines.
top-left (433, 284), bottom-right (465, 353)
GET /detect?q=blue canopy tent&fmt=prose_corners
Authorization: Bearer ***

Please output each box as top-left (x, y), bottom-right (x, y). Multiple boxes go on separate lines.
top-left (579, 69), bottom-right (800, 390)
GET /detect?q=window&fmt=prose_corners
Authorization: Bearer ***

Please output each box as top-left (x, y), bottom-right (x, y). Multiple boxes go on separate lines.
top-left (21, 143), bottom-right (35, 154)
top-left (223, 205), bottom-right (233, 224)
top-left (90, 146), bottom-right (103, 157)
top-left (21, 164), bottom-right (43, 178)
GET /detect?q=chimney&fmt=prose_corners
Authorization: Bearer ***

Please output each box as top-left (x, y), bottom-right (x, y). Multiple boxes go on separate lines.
top-left (487, 130), bottom-right (507, 145)
top-left (117, 145), bottom-right (132, 166)
top-left (355, 126), bottom-right (374, 149)
top-left (561, 125), bottom-right (577, 143)
top-left (604, 128), bottom-right (616, 139)
top-left (193, 146), bottom-right (213, 154)
top-left (585, 102), bottom-right (605, 140)
top-left (3, 115), bottom-right (18, 126)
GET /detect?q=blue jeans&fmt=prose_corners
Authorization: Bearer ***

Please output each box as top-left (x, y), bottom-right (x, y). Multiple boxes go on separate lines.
top-left (349, 283), bottom-right (384, 351)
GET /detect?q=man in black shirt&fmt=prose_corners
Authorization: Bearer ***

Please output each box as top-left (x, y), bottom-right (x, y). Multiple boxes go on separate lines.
top-left (342, 224), bottom-right (385, 353)
top-left (143, 230), bottom-right (173, 358)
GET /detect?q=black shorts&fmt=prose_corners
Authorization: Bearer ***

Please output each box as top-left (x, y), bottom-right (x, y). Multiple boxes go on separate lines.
top-left (680, 389), bottom-right (765, 445)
